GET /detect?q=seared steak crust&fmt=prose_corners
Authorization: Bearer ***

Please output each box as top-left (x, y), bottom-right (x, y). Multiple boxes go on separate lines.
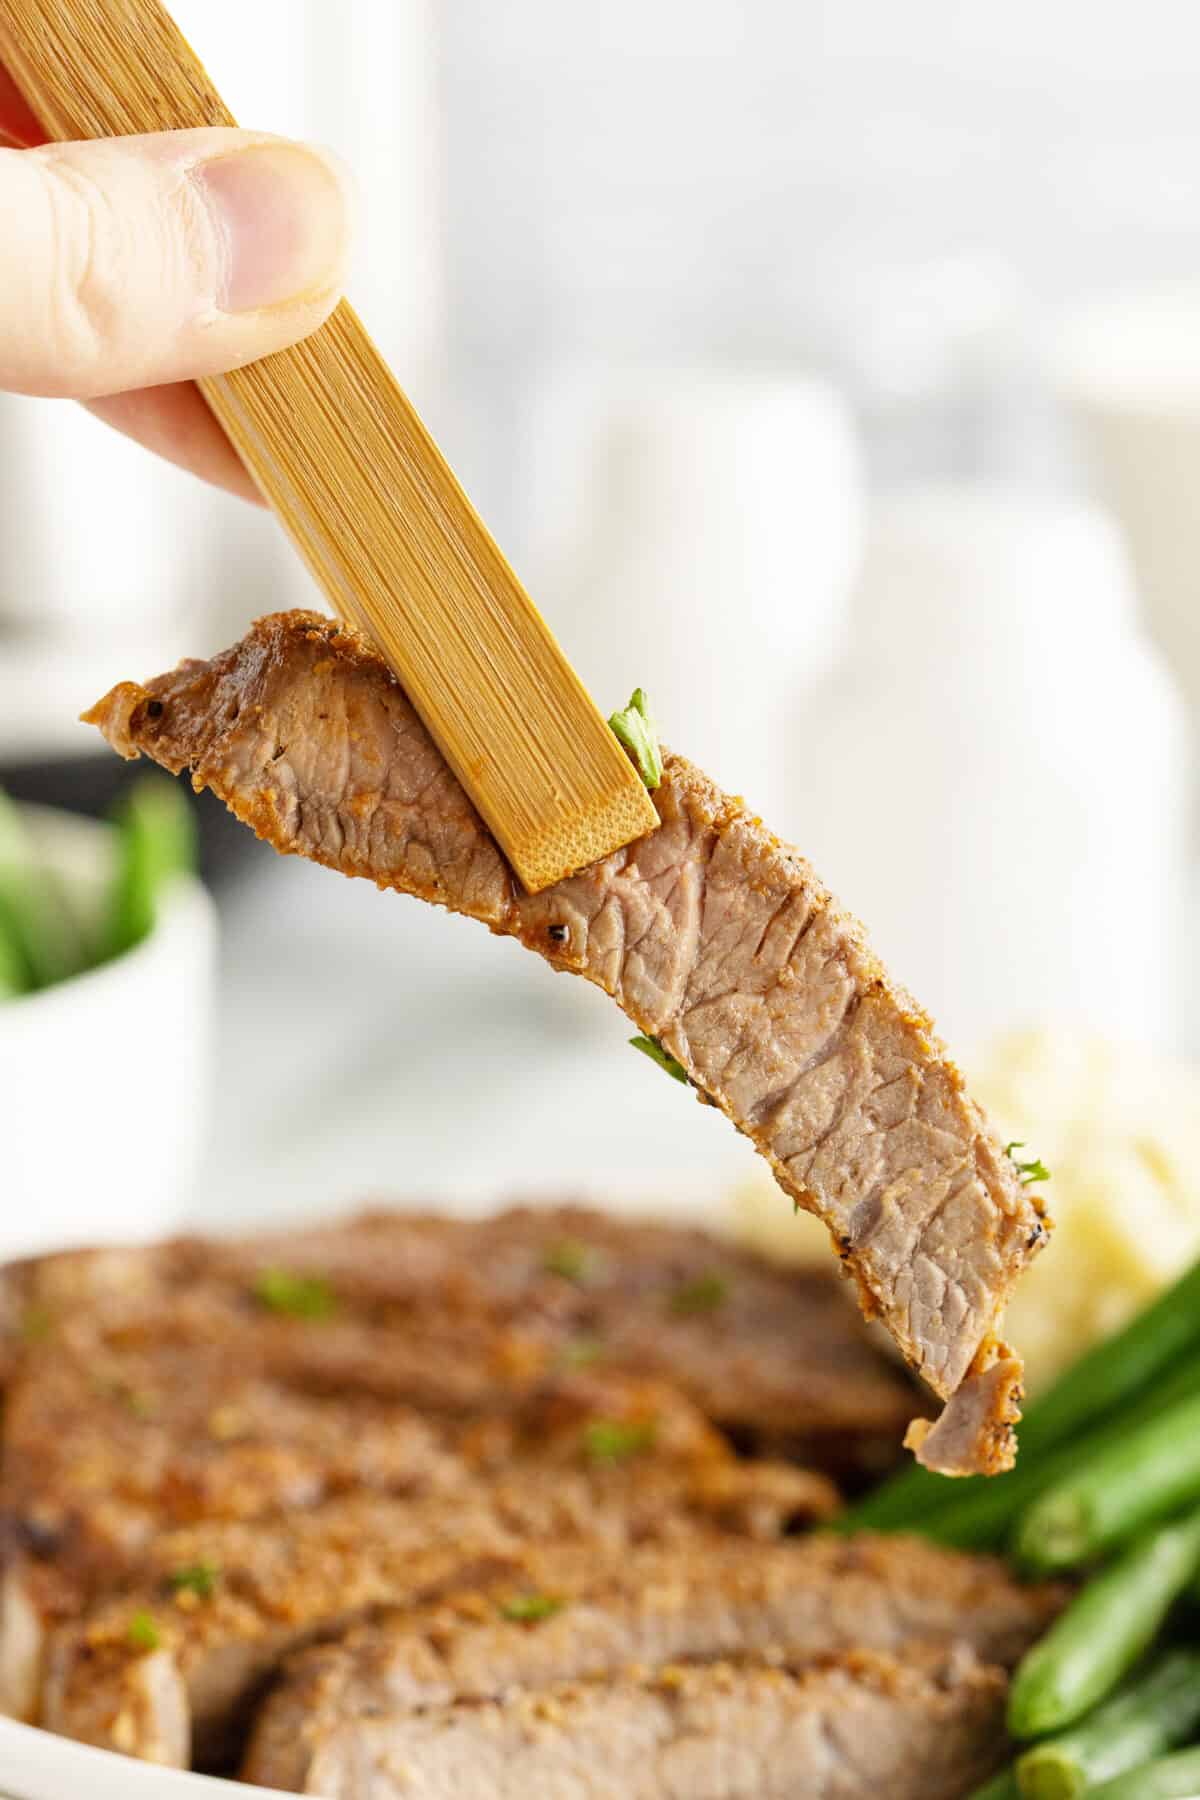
top-left (0, 1205), bottom-right (917, 1471)
top-left (262, 1648), bottom-right (1009, 1800)
top-left (36, 1409), bottom-right (835, 1766)
top-left (85, 614), bottom-right (1049, 1474)
top-left (243, 1531), bottom-right (1060, 1791)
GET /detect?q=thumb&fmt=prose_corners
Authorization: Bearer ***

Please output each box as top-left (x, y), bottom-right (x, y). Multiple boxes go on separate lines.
top-left (0, 127), bottom-right (354, 400)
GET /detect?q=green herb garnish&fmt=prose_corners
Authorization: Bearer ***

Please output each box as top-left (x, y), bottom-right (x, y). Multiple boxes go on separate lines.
top-left (542, 1241), bottom-right (592, 1282)
top-left (105, 775), bottom-right (197, 960)
top-left (169, 1561), bottom-right (219, 1600)
top-left (498, 1592), bottom-right (566, 1624)
top-left (253, 1268), bottom-right (335, 1320)
top-left (608, 689), bottom-right (663, 791)
top-left (1005, 1142), bottom-right (1051, 1185)
top-left (583, 1418), bottom-right (658, 1465)
top-left (19, 1305), bottom-right (52, 1344)
top-left (669, 1272), bottom-right (729, 1315)
top-left (629, 1034), bottom-right (689, 1085)
top-left (559, 1336), bottom-right (605, 1370)
top-left (127, 1611), bottom-right (161, 1652)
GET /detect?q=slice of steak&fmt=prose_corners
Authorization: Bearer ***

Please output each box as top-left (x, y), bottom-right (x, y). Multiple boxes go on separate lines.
top-left (205, 1203), bottom-right (922, 1471)
top-left (84, 613), bottom-right (1050, 1474)
top-left (0, 1327), bottom-right (832, 1733)
top-left (262, 1648), bottom-right (1009, 1800)
top-left (0, 1333), bottom-right (459, 1725)
top-left (242, 1531), bottom-right (1060, 1791)
top-left (1, 1206), bottom-right (920, 1479)
top-left (0, 1340), bottom-right (457, 1573)
top-left (38, 1421), bottom-right (835, 1768)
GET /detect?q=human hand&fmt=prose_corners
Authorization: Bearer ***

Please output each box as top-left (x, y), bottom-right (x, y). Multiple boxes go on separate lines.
top-left (0, 63), bottom-right (354, 500)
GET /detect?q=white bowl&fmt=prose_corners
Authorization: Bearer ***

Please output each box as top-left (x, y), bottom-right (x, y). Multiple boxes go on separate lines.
top-left (0, 805), bottom-right (216, 1259)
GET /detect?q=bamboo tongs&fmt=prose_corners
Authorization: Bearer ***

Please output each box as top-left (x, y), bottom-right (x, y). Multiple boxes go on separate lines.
top-left (0, 0), bottom-right (659, 892)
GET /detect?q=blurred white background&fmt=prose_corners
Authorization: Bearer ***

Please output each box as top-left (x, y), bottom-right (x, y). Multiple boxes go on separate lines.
top-left (4, 0), bottom-right (1200, 1228)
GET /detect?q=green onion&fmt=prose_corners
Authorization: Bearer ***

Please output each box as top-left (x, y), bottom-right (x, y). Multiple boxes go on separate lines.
top-left (582, 1418), bottom-right (657, 1465)
top-left (668, 1273), bottom-right (729, 1315)
top-left (127, 1611), bottom-right (161, 1652)
top-left (253, 1268), bottom-right (336, 1320)
top-left (169, 1562), bottom-right (219, 1600)
top-left (608, 689), bottom-right (663, 790)
top-left (1005, 1142), bottom-right (1051, 1185)
top-left (497, 1592), bottom-right (565, 1623)
top-left (542, 1241), bottom-right (593, 1282)
top-left (629, 1034), bottom-right (689, 1084)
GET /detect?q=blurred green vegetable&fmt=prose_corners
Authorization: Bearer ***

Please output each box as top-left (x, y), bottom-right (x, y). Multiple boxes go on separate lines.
top-left (967, 1772), bottom-right (1020, 1800)
top-left (1087, 1746), bottom-right (1200, 1798)
top-left (1014, 1649), bottom-right (1200, 1799)
top-left (1008, 1512), bottom-right (1200, 1737)
top-left (0, 778), bottom-right (196, 1004)
top-left (1015, 1391), bottom-right (1200, 1573)
top-left (0, 788), bottom-right (89, 992)
top-left (104, 775), bottom-right (196, 960)
top-left (840, 1253), bottom-right (1200, 1537)
top-left (911, 1353), bottom-right (1200, 1555)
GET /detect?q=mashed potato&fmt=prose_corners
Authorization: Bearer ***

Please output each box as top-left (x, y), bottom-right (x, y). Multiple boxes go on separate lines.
top-left (728, 1028), bottom-right (1200, 1393)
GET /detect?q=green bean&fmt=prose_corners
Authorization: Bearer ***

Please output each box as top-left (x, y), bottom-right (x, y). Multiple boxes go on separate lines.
top-left (1088, 1746), bottom-right (1200, 1798)
top-left (1015, 1649), bottom-right (1200, 1800)
top-left (840, 1255), bottom-right (1200, 1534)
top-left (0, 910), bottom-right (24, 998)
top-left (967, 1770), bottom-right (1021, 1800)
top-left (1008, 1512), bottom-right (1200, 1737)
top-left (0, 789), bottom-right (87, 991)
top-left (1015, 1391), bottom-right (1200, 1573)
top-left (105, 776), bottom-right (196, 959)
top-left (845, 1351), bottom-right (1200, 1551)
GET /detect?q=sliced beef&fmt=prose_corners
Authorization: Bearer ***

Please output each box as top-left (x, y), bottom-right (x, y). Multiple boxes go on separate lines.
top-left (243, 1531), bottom-right (1061, 1791)
top-left (258, 1648), bottom-right (1009, 1800)
top-left (208, 1203), bottom-right (922, 1469)
top-left (0, 1341), bottom-right (456, 1571)
top-left (1, 1206), bottom-right (919, 1478)
top-left (37, 1415), bottom-right (836, 1768)
top-left (85, 612), bottom-right (1050, 1474)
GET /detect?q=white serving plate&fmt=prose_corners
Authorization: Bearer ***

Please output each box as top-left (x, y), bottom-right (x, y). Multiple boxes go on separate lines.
top-left (0, 1719), bottom-right (277, 1800)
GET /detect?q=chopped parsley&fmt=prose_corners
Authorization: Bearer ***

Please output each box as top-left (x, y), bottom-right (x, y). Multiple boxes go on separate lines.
top-left (583, 1418), bottom-right (658, 1465)
top-left (542, 1240), bottom-right (592, 1283)
top-left (1004, 1142), bottom-right (1051, 1186)
top-left (253, 1268), bottom-right (335, 1320)
top-left (19, 1305), bottom-right (52, 1344)
top-left (169, 1561), bottom-right (219, 1600)
top-left (669, 1272), bottom-right (729, 1315)
top-left (498, 1592), bottom-right (566, 1624)
top-left (608, 689), bottom-right (663, 791)
top-left (127, 1611), bottom-right (161, 1652)
top-left (629, 1034), bottom-right (689, 1085)
top-left (559, 1336), bottom-right (605, 1370)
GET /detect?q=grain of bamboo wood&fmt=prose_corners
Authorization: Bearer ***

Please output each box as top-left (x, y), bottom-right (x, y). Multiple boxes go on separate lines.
top-left (0, 0), bottom-right (660, 891)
